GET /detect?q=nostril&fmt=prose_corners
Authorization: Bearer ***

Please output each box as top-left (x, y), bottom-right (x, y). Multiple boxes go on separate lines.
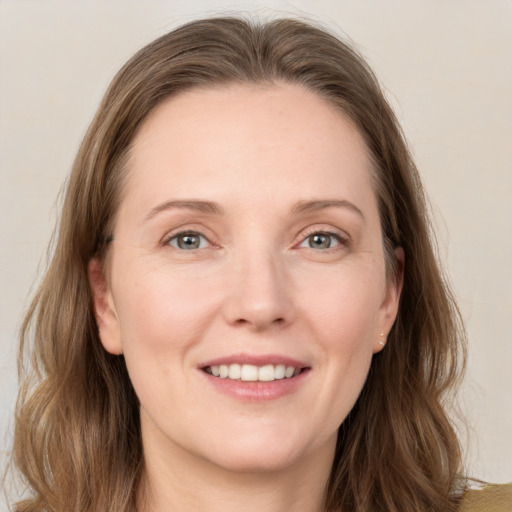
top-left (233, 316), bottom-right (286, 328)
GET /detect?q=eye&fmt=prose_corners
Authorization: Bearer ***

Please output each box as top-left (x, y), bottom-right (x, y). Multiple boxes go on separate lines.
top-left (299, 231), bottom-right (344, 250)
top-left (167, 231), bottom-right (209, 250)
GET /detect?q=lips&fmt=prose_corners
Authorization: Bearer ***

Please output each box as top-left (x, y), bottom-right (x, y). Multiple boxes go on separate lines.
top-left (198, 354), bottom-right (310, 399)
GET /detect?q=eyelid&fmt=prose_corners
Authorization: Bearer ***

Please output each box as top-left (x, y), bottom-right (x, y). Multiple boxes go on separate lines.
top-left (298, 225), bottom-right (351, 245)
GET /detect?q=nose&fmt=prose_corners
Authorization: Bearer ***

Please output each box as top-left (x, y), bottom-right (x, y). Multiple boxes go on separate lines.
top-left (222, 248), bottom-right (295, 332)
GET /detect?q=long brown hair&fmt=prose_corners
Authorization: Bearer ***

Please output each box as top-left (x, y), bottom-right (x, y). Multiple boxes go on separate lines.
top-left (11, 17), bottom-right (466, 511)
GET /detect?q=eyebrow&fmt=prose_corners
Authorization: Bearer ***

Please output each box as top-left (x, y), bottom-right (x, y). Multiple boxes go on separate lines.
top-left (144, 198), bottom-right (365, 222)
top-left (144, 200), bottom-right (224, 222)
top-left (290, 199), bottom-right (365, 220)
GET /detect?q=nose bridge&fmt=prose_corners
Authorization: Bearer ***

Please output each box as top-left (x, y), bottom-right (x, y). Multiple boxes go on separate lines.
top-left (223, 237), bottom-right (293, 330)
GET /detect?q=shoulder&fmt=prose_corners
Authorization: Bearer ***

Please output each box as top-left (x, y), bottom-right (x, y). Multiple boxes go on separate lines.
top-left (460, 483), bottom-right (512, 512)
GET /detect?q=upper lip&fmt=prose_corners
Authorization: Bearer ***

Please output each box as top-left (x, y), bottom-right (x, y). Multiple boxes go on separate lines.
top-left (198, 353), bottom-right (310, 369)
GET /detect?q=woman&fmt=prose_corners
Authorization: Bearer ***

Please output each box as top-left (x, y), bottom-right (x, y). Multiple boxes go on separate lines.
top-left (10, 16), bottom-right (510, 512)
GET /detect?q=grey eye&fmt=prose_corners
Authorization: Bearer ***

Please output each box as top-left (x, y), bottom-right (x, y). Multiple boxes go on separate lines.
top-left (168, 232), bottom-right (207, 250)
top-left (309, 233), bottom-right (332, 249)
top-left (299, 232), bottom-right (341, 250)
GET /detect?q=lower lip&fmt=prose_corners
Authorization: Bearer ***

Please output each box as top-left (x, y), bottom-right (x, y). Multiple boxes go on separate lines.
top-left (200, 369), bottom-right (310, 402)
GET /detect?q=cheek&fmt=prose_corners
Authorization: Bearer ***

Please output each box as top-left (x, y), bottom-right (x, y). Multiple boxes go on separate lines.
top-left (297, 262), bottom-right (384, 341)
top-left (110, 256), bottom-right (232, 369)
top-left (110, 266), bottom-right (223, 416)
top-left (298, 263), bottom-right (383, 397)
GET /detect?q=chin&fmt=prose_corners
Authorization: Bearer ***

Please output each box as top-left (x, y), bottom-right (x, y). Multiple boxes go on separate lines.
top-left (209, 447), bottom-right (302, 474)
top-left (201, 427), bottom-right (328, 475)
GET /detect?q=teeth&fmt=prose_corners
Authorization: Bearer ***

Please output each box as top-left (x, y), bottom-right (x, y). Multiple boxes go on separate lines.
top-left (229, 363), bottom-right (241, 379)
top-left (274, 364), bottom-right (286, 379)
top-left (207, 364), bottom-right (301, 381)
top-left (258, 364), bottom-right (275, 381)
top-left (241, 364), bottom-right (258, 381)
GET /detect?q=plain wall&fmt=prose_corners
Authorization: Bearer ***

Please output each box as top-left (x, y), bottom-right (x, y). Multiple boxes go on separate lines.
top-left (1, 0), bottom-right (511, 491)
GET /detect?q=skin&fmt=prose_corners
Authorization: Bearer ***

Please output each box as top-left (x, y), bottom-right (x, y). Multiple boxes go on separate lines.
top-left (89, 83), bottom-right (403, 512)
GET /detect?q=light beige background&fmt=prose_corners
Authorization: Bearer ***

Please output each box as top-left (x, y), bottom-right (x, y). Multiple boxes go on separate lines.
top-left (1, 0), bottom-right (511, 489)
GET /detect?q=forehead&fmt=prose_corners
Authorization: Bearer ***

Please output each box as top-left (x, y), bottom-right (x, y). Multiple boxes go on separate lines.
top-left (123, 82), bottom-right (376, 216)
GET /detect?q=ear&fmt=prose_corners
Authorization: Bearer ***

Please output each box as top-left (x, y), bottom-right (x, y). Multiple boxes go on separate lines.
top-left (87, 258), bottom-right (123, 355)
top-left (373, 246), bottom-right (404, 354)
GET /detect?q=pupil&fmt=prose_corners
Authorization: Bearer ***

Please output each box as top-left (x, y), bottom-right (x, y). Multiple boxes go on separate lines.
top-left (179, 234), bottom-right (199, 249)
top-left (310, 234), bottom-right (330, 249)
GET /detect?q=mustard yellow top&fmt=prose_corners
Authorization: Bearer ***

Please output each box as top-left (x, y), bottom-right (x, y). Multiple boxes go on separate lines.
top-left (460, 484), bottom-right (512, 511)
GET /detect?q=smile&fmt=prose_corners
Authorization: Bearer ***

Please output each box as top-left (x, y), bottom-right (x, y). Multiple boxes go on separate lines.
top-left (199, 356), bottom-right (311, 401)
top-left (203, 363), bottom-right (303, 381)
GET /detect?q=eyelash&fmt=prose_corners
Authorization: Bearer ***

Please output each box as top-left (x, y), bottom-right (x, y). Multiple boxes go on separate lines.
top-left (163, 227), bottom-right (349, 252)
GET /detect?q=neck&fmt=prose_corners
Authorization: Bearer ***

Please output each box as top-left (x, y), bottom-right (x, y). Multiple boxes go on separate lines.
top-left (137, 421), bottom-right (336, 512)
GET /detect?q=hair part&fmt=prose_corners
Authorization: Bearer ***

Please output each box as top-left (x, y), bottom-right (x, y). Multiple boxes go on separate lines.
top-left (11, 16), bottom-right (466, 511)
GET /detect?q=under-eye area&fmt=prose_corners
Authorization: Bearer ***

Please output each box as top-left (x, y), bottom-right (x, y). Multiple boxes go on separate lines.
top-left (202, 364), bottom-right (310, 381)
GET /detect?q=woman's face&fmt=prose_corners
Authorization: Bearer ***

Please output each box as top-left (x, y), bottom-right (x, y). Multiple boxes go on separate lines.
top-left (90, 83), bottom-right (402, 474)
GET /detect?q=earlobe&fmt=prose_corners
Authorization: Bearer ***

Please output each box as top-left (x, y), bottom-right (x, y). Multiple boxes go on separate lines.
top-left (87, 258), bottom-right (123, 355)
top-left (373, 246), bottom-right (405, 354)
